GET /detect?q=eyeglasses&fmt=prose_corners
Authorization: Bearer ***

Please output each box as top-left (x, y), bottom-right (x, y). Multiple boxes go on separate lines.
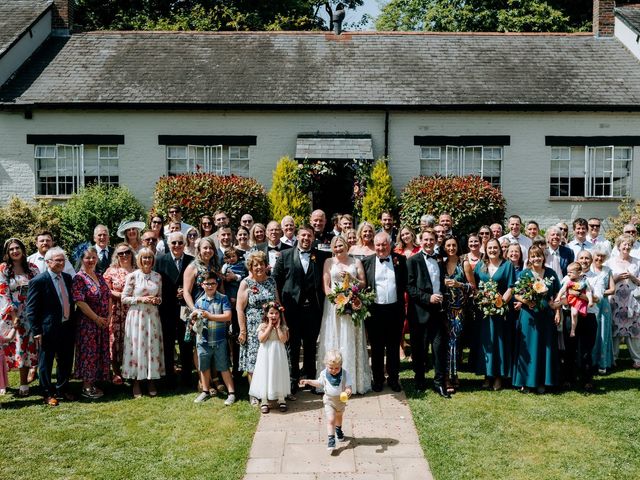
top-left (171, 241), bottom-right (185, 245)
top-left (202, 282), bottom-right (217, 287)
top-left (588, 224), bottom-right (601, 228)
top-left (479, 232), bottom-right (490, 236)
top-left (142, 237), bottom-right (158, 243)
top-left (201, 222), bottom-right (211, 226)
top-left (558, 227), bottom-right (568, 232)
top-left (168, 210), bottom-right (178, 214)
top-left (624, 230), bottom-right (637, 235)
top-left (151, 220), bottom-right (162, 225)
top-left (187, 233), bottom-right (198, 238)
top-left (116, 251), bottom-right (132, 256)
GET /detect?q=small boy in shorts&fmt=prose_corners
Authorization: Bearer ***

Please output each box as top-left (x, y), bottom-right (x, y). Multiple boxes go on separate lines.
top-left (300, 350), bottom-right (352, 453)
top-left (190, 272), bottom-right (236, 405)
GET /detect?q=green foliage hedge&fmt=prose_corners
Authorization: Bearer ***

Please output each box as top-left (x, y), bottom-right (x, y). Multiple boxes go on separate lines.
top-left (269, 156), bottom-right (311, 226)
top-left (153, 173), bottom-right (271, 227)
top-left (361, 159), bottom-right (398, 227)
top-left (400, 175), bottom-right (506, 235)
top-left (0, 197), bottom-right (61, 254)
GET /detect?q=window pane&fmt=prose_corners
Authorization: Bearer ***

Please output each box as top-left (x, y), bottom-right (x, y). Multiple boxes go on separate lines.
top-left (167, 146), bottom-right (187, 159)
top-left (229, 146), bottom-right (249, 160)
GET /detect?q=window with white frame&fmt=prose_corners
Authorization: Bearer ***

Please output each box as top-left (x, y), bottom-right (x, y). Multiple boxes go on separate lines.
top-left (166, 145), bottom-right (250, 176)
top-left (549, 146), bottom-right (632, 197)
top-left (34, 144), bottom-right (119, 196)
top-left (419, 145), bottom-right (503, 187)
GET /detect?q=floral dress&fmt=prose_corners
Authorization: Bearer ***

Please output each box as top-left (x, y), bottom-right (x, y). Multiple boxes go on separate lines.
top-left (0, 263), bottom-right (39, 369)
top-left (121, 270), bottom-right (165, 380)
top-left (103, 266), bottom-right (131, 367)
top-left (239, 277), bottom-right (277, 373)
top-left (444, 261), bottom-right (472, 378)
top-left (607, 258), bottom-right (640, 340)
top-left (72, 271), bottom-right (111, 383)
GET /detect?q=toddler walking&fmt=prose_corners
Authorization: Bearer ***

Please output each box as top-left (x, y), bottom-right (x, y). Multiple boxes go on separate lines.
top-left (556, 262), bottom-right (594, 337)
top-left (300, 350), bottom-right (352, 453)
top-left (249, 301), bottom-right (290, 413)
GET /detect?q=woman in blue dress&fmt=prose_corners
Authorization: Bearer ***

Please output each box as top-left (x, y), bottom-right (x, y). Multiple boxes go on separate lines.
top-left (512, 245), bottom-right (561, 393)
top-left (589, 244), bottom-right (615, 373)
top-left (473, 238), bottom-right (516, 391)
top-left (442, 235), bottom-right (474, 394)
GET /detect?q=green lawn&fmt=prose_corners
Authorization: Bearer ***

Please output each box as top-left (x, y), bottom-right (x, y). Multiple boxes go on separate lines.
top-left (401, 356), bottom-right (640, 480)
top-left (0, 377), bottom-right (259, 480)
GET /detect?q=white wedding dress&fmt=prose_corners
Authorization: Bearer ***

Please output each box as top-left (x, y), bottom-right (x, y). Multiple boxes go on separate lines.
top-left (316, 260), bottom-right (372, 394)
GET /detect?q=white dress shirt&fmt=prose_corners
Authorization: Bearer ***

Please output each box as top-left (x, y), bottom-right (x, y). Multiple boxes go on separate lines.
top-left (568, 239), bottom-right (593, 258)
top-left (374, 256), bottom-right (397, 304)
top-left (28, 252), bottom-right (76, 277)
top-left (422, 253), bottom-right (441, 296)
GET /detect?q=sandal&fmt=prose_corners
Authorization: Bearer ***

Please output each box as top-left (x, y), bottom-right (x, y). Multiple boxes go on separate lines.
top-left (260, 404), bottom-right (270, 414)
top-left (279, 402), bottom-right (288, 412)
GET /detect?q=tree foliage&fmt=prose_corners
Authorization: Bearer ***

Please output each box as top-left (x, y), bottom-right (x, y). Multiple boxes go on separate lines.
top-left (361, 159), bottom-right (398, 228)
top-left (606, 197), bottom-right (640, 243)
top-left (269, 156), bottom-right (312, 227)
top-left (376, 0), bottom-right (590, 32)
top-left (0, 197), bottom-right (62, 254)
top-left (75, 1), bottom-right (363, 32)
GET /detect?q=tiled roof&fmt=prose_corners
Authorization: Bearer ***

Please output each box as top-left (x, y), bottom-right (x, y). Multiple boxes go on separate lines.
top-left (295, 135), bottom-right (374, 160)
top-left (0, 0), bottom-right (51, 58)
top-left (617, 7), bottom-right (640, 34)
top-left (3, 31), bottom-right (640, 108)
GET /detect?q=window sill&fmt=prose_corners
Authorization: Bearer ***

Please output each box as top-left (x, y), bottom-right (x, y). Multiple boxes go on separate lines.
top-left (34, 195), bottom-right (73, 201)
top-left (548, 196), bottom-right (624, 202)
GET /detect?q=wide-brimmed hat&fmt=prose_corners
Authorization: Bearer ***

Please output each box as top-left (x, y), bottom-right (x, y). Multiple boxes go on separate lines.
top-left (116, 219), bottom-right (146, 238)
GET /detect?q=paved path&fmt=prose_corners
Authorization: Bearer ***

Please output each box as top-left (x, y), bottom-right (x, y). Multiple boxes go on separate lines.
top-left (243, 389), bottom-right (434, 480)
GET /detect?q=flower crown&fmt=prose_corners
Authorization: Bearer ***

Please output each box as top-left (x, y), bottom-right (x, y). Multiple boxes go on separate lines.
top-left (262, 301), bottom-right (285, 313)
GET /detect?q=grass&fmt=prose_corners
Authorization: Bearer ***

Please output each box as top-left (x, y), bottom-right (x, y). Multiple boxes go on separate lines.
top-left (400, 352), bottom-right (640, 480)
top-left (0, 376), bottom-right (259, 480)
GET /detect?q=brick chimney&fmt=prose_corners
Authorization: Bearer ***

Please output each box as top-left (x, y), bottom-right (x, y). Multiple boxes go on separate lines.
top-left (593, 0), bottom-right (616, 37)
top-left (52, 0), bottom-right (74, 36)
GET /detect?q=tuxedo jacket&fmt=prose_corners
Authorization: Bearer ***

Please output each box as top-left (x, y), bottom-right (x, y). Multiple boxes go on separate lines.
top-left (154, 252), bottom-right (194, 318)
top-left (26, 270), bottom-right (75, 341)
top-left (272, 247), bottom-right (329, 309)
top-left (406, 252), bottom-right (446, 325)
top-left (362, 252), bottom-right (408, 306)
top-left (252, 241), bottom-right (292, 256)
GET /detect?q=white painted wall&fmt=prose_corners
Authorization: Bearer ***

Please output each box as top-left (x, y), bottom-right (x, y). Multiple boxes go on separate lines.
top-left (1, 108), bottom-right (638, 233)
top-left (615, 16), bottom-right (640, 60)
top-left (0, 10), bottom-right (52, 87)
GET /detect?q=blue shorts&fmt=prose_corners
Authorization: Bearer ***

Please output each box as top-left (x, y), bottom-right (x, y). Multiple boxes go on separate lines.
top-left (197, 340), bottom-right (230, 372)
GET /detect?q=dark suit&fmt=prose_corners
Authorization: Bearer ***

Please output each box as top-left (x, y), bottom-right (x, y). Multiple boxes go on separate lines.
top-left (406, 252), bottom-right (447, 387)
top-left (548, 245), bottom-right (574, 278)
top-left (95, 246), bottom-right (114, 274)
top-left (272, 247), bottom-right (330, 381)
top-left (25, 270), bottom-right (76, 398)
top-left (154, 252), bottom-right (194, 386)
top-left (253, 242), bottom-right (292, 272)
top-left (362, 253), bottom-right (407, 385)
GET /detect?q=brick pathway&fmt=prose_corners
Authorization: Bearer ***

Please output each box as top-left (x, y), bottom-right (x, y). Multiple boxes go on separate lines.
top-left (243, 389), bottom-right (434, 480)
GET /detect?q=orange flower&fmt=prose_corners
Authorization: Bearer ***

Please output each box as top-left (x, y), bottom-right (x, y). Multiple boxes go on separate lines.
top-left (533, 280), bottom-right (548, 294)
top-left (335, 293), bottom-right (349, 307)
top-left (494, 295), bottom-right (503, 308)
top-left (352, 296), bottom-right (362, 310)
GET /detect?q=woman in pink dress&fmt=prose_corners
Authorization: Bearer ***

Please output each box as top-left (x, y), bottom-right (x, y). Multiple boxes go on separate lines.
top-left (103, 242), bottom-right (136, 385)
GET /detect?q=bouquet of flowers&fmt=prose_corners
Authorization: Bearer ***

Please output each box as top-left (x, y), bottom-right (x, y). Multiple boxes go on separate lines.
top-left (474, 279), bottom-right (508, 317)
top-left (513, 274), bottom-right (553, 311)
top-left (327, 272), bottom-right (375, 327)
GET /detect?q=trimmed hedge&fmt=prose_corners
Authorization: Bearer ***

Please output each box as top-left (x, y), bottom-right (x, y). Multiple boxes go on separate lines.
top-left (400, 175), bottom-right (506, 235)
top-left (153, 173), bottom-right (270, 227)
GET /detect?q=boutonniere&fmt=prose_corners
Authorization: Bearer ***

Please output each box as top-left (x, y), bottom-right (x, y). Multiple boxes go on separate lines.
top-left (392, 256), bottom-right (399, 267)
top-left (310, 253), bottom-right (316, 262)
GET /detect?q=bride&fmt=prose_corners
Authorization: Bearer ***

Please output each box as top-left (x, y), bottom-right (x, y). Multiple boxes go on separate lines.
top-left (317, 235), bottom-right (372, 394)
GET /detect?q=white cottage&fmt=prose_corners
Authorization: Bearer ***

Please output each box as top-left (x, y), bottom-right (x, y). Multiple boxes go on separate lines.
top-left (1, 0), bottom-right (640, 226)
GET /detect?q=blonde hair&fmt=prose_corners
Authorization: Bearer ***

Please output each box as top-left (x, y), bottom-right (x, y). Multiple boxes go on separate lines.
top-left (324, 349), bottom-right (343, 366)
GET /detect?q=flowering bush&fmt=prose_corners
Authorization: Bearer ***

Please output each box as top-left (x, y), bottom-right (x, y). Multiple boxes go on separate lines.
top-left (153, 173), bottom-right (270, 227)
top-left (606, 197), bottom-right (640, 242)
top-left (326, 271), bottom-right (376, 327)
top-left (269, 156), bottom-right (312, 227)
top-left (400, 175), bottom-right (506, 235)
top-left (361, 159), bottom-right (398, 227)
top-left (0, 196), bottom-right (61, 253)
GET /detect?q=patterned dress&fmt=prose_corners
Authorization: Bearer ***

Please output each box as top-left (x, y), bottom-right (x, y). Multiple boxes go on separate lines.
top-left (239, 277), bottom-right (277, 373)
top-left (72, 271), bottom-right (111, 382)
top-left (0, 262), bottom-right (40, 369)
top-left (103, 266), bottom-right (131, 368)
top-left (590, 266), bottom-right (614, 370)
top-left (121, 270), bottom-right (165, 380)
top-left (607, 258), bottom-right (640, 340)
top-left (443, 260), bottom-right (472, 378)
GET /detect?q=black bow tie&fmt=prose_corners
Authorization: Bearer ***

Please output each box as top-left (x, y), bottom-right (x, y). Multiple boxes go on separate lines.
top-left (379, 257), bottom-right (390, 263)
top-left (299, 250), bottom-right (310, 255)
top-left (268, 246), bottom-right (278, 251)
top-left (423, 252), bottom-right (438, 260)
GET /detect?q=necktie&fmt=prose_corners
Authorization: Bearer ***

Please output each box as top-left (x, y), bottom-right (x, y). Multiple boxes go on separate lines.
top-left (57, 275), bottom-right (70, 319)
top-left (175, 257), bottom-right (182, 272)
top-left (100, 250), bottom-right (108, 264)
top-left (551, 250), bottom-right (561, 279)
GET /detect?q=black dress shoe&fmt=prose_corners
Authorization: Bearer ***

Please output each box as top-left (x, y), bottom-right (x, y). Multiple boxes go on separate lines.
top-left (434, 385), bottom-right (451, 398)
top-left (388, 381), bottom-right (402, 392)
top-left (290, 382), bottom-right (299, 395)
top-left (372, 382), bottom-right (383, 392)
top-left (414, 379), bottom-right (427, 392)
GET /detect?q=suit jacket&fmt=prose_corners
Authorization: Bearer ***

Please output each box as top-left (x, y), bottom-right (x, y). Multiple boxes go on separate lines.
top-left (406, 252), bottom-right (446, 325)
top-left (272, 247), bottom-right (329, 309)
top-left (26, 270), bottom-right (75, 341)
top-left (362, 252), bottom-right (408, 306)
top-left (253, 241), bottom-right (292, 270)
top-left (154, 252), bottom-right (194, 318)
top-left (95, 246), bottom-right (114, 274)
top-left (547, 245), bottom-right (574, 277)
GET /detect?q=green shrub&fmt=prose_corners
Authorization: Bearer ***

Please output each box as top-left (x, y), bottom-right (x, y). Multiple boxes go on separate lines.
top-left (361, 159), bottom-right (398, 228)
top-left (400, 175), bottom-right (506, 235)
top-left (606, 197), bottom-right (640, 242)
top-left (59, 185), bottom-right (146, 252)
top-left (0, 197), bottom-right (62, 254)
top-left (269, 156), bottom-right (311, 226)
top-left (153, 173), bottom-right (270, 227)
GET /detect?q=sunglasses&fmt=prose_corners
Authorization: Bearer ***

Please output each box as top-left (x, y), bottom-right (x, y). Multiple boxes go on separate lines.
top-left (624, 230), bottom-right (637, 234)
top-left (116, 251), bottom-right (132, 256)
top-left (171, 241), bottom-right (184, 245)
top-left (559, 227), bottom-right (568, 232)
top-left (187, 233), bottom-right (198, 238)
top-left (168, 210), bottom-right (179, 214)
top-left (479, 232), bottom-right (490, 236)
top-left (151, 220), bottom-right (162, 224)
top-left (588, 224), bottom-right (601, 228)
top-left (202, 282), bottom-right (217, 287)
top-left (142, 237), bottom-right (158, 243)
top-left (201, 222), bottom-right (212, 226)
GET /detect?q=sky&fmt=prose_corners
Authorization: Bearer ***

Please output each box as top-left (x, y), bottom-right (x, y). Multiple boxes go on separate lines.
top-left (318, 0), bottom-right (386, 30)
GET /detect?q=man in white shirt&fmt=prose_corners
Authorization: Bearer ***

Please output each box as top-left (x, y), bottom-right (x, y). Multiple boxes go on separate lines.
top-left (567, 218), bottom-right (593, 258)
top-left (27, 231), bottom-right (75, 276)
top-left (586, 217), bottom-right (611, 251)
top-left (240, 214), bottom-right (254, 231)
top-left (163, 205), bottom-right (193, 236)
top-left (544, 226), bottom-right (574, 279)
top-left (280, 215), bottom-right (297, 247)
top-left (499, 215), bottom-right (532, 263)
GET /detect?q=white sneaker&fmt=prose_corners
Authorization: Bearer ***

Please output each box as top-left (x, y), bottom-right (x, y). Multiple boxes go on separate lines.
top-left (194, 391), bottom-right (209, 403)
top-left (0, 388), bottom-right (6, 395)
top-left (224, 393), bottom-right (236, 406)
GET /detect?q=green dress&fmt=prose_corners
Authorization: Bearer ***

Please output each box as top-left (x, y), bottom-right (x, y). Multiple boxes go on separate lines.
top-left (512, 267), bottom-right (561, 388)
top-left (474, 260), bottom-right (516, 377)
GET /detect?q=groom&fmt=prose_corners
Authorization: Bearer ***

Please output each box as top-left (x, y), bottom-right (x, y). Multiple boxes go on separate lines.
top-left (362, 232), bottom-right (407, 392)
top-left (272, 224), bottom-right (330, 392)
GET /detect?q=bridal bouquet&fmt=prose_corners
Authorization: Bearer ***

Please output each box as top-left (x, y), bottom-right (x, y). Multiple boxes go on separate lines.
top-left (513, 274), bottom-right (553, 311)
top-left (327, 272), bottom-right (375, 327)
top-left (474, 279), bottom-right (507, 317)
